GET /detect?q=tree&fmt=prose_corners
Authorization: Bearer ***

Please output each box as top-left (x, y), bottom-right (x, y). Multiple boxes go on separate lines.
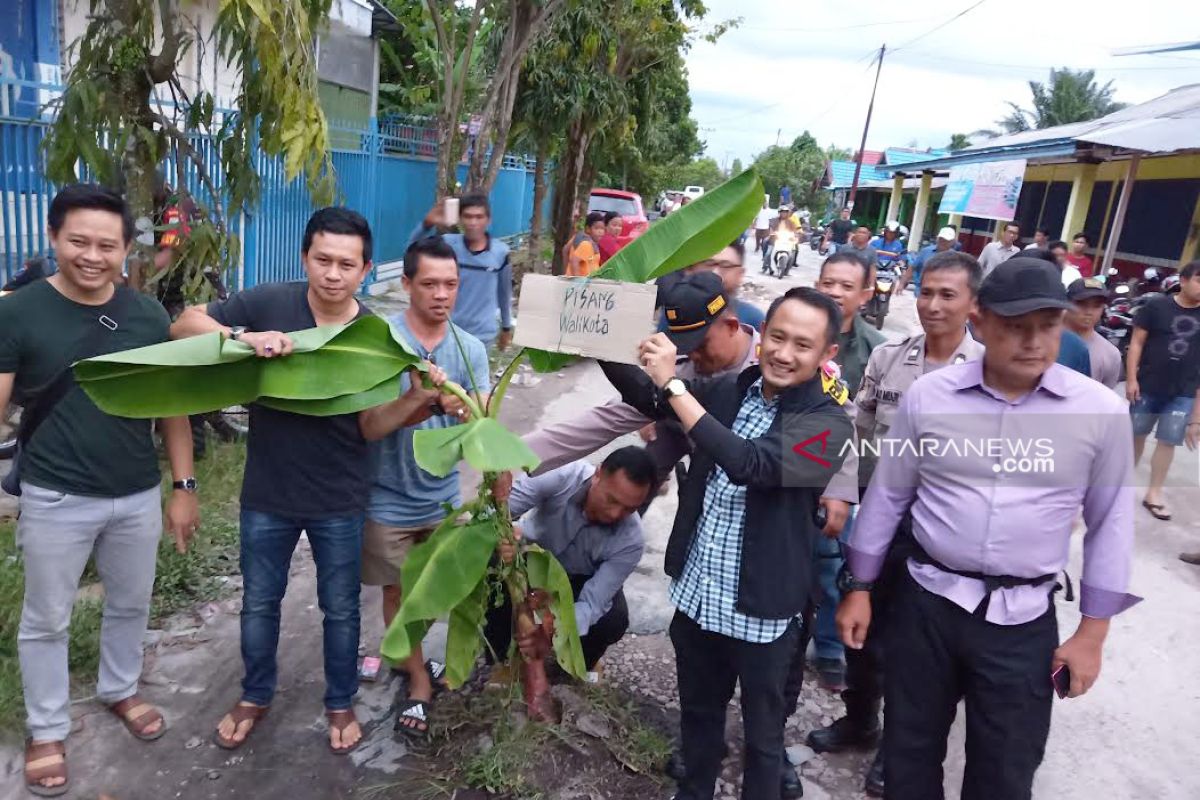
top-left (729, 157), bottom-right (743, 177)
top-left (996, 68), bottom-right (1126, 134)
top-left (464, 0), bottom-right (567, 192)
top-left (947, 133), bottom-right (972, 151)
top-left (751, 131), bottom-right (828, 209)
top-left (44, 0), bottom-right (336, 291)
top-left (515, 0), bottom-right (717, 273)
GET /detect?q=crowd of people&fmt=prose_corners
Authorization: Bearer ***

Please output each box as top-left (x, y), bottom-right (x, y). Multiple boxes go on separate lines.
top-left (2, 183), bottom-right (1198, 800)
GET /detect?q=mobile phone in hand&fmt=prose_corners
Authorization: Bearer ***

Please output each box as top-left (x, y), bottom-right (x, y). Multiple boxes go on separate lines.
top-left (1052, 664), bottom-right (1071, 699)
top-left (444, 197), bottom-right (460, 226)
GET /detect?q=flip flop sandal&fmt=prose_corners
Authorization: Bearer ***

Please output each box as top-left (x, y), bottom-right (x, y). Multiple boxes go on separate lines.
top-left (425, 659), bottom-right (450, 694)
top-left (107, 695), bottom-right (167, 741)
top-left (326, 709), bottom-right (363, 755)
top-left (25, 739), bottom-right (69, 797)
top-left (1142, 500), bottom-right (1172, 521)
top-left (394, 698), bottom-right (431, 740)
top-left (213, 702), bottom-right (270, 750)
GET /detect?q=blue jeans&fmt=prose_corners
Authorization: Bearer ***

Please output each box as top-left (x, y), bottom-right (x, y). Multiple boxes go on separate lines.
top-left (239, 509), bottom-right (365, 710)
top-left (814, 509), bottom-right (854, 664)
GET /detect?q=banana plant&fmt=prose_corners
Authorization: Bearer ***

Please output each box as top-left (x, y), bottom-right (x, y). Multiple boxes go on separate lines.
top-left (381, 169), bottom-right (765, 719)
top-left (70, 169), bottom-right (765, 721)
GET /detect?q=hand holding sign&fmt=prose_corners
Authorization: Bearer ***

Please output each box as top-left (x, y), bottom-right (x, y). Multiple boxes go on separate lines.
top-left (513, 275), bottom-right (658, 365)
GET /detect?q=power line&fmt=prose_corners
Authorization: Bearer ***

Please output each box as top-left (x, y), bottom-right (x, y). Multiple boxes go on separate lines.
top-left (739, 15), bottom-right (941, 33)
top-left (891, 0), bottom-right (989, 54)
top-left (698, 47), bottom-right (879, 128)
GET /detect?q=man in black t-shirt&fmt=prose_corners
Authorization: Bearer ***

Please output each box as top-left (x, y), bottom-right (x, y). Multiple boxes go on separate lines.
top-left (1, 185), bottom-right (199, 795)
top-left (171, 208), bottom-right (446, 755)
top-left (825, 207), bottom-right (855, 252)
top-left (1126, 260), bottom-right (1200, 523)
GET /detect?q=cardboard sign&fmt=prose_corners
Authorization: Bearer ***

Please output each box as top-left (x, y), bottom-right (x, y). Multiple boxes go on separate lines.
top-left (513, 274), bottom-right (658, 365)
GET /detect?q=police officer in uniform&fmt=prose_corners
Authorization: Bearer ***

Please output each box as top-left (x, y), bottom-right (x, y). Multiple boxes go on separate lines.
top-left (807, 250), bottom-right (986, 796)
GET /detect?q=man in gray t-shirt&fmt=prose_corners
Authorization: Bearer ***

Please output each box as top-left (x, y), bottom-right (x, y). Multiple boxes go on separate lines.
top-left (838, 224), bottom-right (878, 270)
top-left (1065, 278), bottom-right (1122, 389)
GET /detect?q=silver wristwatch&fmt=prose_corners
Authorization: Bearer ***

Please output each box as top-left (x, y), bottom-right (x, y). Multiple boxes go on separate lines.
top-left (228, 326), bottom-right (247, 341)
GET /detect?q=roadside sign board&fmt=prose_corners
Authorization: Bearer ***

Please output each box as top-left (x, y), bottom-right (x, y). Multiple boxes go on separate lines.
top-left (513, 274), bottom-right (658, 365)
top-left (939, 159), bottom-right (1027, 221)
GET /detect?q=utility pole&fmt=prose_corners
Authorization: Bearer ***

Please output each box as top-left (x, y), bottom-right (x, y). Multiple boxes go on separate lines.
top-left (848, 44), bottom-right (886, 211)
top-left (776, 128), bottom-right (781, 147)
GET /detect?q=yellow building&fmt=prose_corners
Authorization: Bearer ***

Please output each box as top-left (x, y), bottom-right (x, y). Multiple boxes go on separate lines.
top-left (879, 84), bottom-right (1200, 277)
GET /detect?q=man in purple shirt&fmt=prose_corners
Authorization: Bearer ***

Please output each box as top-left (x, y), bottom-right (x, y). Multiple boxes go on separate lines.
top-left (837, 257), bottom-right (1141, 800)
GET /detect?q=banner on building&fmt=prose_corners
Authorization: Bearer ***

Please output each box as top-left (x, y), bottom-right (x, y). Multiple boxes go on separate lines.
top-left (938, 160), bottom-right (1027, 220)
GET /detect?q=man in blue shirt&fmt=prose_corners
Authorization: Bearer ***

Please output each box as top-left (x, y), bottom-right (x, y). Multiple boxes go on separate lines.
top-left (899, 226), bottom-right (958, 294)
top-left (363, 236), bottom-right (491, 739)
top-left (868, 222), bottom-right (907, 274)
top-left (410, 194), bottom-right (514, 349)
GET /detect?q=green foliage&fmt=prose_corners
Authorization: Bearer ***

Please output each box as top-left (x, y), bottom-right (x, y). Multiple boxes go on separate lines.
top-left (380, 516), bottom-right (499, 670)
top-left (414, 417), bottom-right (542, 477)
top-left (651, 157), bottom-right (724, 194)
top-left (43, 0), bottom-right (336, 292)
top-left (752, 131), bottom-right (829, 209)
top-left (74, 317), bottom-right (422, 418)
top-left (947, 133), bottom-right (973, 151)
top-left (444, 577), bottom-right (491, 687)
top-left (602, 169), bottom-right (764, 282)
top-left (997, 68), bottom-right (1126, 134)
top-left (524, 546), bottom-right (586, 679)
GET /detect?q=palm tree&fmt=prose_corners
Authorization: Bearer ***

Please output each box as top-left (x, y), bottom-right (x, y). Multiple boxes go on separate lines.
top-left (947, 133), bottom-right (973, 151)
top-left (996, 68), bottom-right (1126, 134)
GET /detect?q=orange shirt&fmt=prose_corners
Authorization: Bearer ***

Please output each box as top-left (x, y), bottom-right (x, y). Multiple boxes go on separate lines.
top-left (567, 234), bottom-right (600, 277)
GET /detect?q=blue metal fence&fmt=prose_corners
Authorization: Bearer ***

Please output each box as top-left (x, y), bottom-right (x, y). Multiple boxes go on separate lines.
top-left (1, 80), bottom-right (549, 287)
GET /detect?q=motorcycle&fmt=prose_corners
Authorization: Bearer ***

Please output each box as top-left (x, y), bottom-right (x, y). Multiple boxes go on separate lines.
top-left (763, 227), bottom-right (799, 278)
top-left (861, 261), bottom-right (899, 330)
top-left (809, 222), bottom-right (827, 252)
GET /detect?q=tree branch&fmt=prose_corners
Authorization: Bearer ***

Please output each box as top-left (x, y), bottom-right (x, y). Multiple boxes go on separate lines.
top-left (153, 112), bottom-right (226, 229)
top-left (150, 0), bottom-right (183, 84)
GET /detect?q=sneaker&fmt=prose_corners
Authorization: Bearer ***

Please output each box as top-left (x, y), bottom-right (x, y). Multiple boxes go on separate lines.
top-left (806, 716), bottom-right (882, 754)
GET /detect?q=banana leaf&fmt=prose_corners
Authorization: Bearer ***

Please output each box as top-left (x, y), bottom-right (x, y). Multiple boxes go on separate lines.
top-left (379, 517), bottom-right (499, 664)
top-left (73, 316), bottom-right (423, 418)
top-left (414, 417), bottom-right (542, 477)
top-left (444, 577), bottom-right (490, 688)
top-left (524, 545), bottom-right (587, 680)
top-left (525, 168), bottom-right (765, 372)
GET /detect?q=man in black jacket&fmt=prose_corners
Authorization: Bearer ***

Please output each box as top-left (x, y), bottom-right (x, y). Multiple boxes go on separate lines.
top-left (600, 287), bottom-right (853, 800)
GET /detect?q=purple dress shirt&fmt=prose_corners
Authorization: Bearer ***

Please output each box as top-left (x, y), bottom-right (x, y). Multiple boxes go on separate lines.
top-left (846, 359), bottom-right (1142, 625)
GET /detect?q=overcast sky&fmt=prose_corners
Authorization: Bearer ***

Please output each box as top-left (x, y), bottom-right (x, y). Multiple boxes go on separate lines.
top-left (685, 0), bottom-right (1200, 166)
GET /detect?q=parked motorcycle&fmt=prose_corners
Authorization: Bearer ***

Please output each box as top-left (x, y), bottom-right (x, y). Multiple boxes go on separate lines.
top-left (764, 227), bottom-right (799, 278)
top-left (860, 262), bottom-right (899, 330)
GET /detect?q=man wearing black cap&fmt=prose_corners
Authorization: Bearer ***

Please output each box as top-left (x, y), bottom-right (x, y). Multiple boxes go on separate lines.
top-left (1064, 278), bottom-right (1122, 389)
top-left (838, 256), bottom-right (1139, 800)
top-left (599, 287), bottom-right (854, 800)
top-left (524, 272), bottom-right (761, 484)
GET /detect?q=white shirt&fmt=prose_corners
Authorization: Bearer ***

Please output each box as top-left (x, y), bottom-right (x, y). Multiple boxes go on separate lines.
top-left (755, 208), bottom-right (774, 229)
top-left (1060, 264), bottom-right (1082, 288)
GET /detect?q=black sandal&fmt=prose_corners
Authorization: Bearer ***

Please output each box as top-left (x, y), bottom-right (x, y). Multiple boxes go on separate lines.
top-left (1142, 500), bottom-right (1172, 521)
top-left (394, 699), bottom-right (431, 739)
top-left (425, 659), bottom-right (450, 694)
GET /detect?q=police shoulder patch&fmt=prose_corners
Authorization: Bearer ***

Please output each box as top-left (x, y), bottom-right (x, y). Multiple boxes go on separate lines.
top-left (821, 372), bottom-right (850, 405)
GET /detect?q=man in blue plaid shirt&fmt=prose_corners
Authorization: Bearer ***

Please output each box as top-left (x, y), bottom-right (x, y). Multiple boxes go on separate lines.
top-left (600, 286), bottom-right (853, 800)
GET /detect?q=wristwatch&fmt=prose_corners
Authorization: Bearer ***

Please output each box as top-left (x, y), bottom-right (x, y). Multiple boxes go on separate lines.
top-left (172, 477), bottom-right (199, 493)
top-left (661, 378), bottom-right (688, 398)
top-left (836, 564), bottom-right (874, 594)
top-left (228, 326), bottom-right (247, 341)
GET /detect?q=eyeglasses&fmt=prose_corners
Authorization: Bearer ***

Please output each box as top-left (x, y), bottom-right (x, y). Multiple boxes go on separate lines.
top-left (697, 259), bottom-right (742, 271)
